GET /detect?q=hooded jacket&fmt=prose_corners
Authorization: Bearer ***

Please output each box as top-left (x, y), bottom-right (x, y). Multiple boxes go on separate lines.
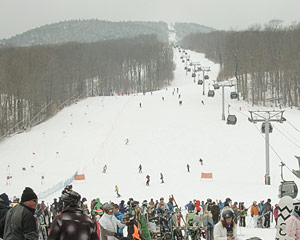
top-left (213, 221), bottom-right (238, 240)
top-left (286, 210), bottom-right (300, 240)
top-left (48, 207), bottom-right (98, 240)
top-left (98, 213), bottom-right (126, 240)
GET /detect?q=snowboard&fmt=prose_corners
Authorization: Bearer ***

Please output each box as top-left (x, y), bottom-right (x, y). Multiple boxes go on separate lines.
top-left (275, 195), bottom-right (293, 240)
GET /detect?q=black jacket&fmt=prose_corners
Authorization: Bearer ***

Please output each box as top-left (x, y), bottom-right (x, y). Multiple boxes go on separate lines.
top-left (3, 203), bottom-right (38, 240)
top-left (48, 207), bottom-right (99, 240)
top-left (0, 201), bottom-right (10, 238)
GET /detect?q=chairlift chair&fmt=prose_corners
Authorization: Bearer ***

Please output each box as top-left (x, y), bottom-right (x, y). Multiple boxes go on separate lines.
top-left (230, 92), bottom-right (238, 99)
top-left (184, 66), bottom-right (187, 70)
top-left (214, 84), bottom-right (220, 90)
top-left (198, 80), bottom-right (203, 85)
top-left (261, 122), bottom-right (273, 133)
top-left (192, 73), bottom-right (196, 78)
top-left (182, 60), bottom-right (185, 63)
top-left (180, 56), bottom-right (183, 59)
top-left (187, 58), bottom-right (190, 61)
top-left (278, 161), bottom-right (298, 198)
top-left (204, 75), bottom-right (209, 80)
top-left (208, 90), bottom-right (215, 97)
top-left (227, 115), bottom-right (237, 125)
top-left (187, 68), bottom-right (191, 72)
top-left (278, 181), bottom-right (298, 199)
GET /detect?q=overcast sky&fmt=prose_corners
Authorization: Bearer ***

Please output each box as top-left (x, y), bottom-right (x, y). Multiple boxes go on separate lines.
top-left (1, 0), bottom-right (299, 39)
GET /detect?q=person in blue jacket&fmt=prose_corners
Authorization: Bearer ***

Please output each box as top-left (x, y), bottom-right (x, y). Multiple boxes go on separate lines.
top-left (113, 204), bottom-right (124, 235)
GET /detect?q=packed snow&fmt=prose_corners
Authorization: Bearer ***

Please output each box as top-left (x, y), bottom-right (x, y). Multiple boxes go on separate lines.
top-left (1, 40), bottom-right (300, 239)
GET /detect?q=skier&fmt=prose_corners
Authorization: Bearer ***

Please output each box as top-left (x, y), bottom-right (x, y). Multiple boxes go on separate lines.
top-left (250, 201), bottom-right (260, 228)
top-left (48, 188), bottom-right (98, 240)
top-left (138, 164), bottom-right (142, 173)
top-left (103, 164), bottom-right (107, 173)
top-left (115, 185), bottom-right (121, 198)
top-left (179, 100), bottom-right (182, 106)
top-left (201, 100), bottom-right (205, 105)
top-left (160, 173), bottom-right (164, 183)
top-left (98, 203), bottom-right (125, 240)
top-left (125, 139), bottom-right (129, 145)
top-left (139, 102), bottom-right (142, 108)
top-left (214, 210), bottom-right (237, 240)
top-left (162, 97), bottom-right (165, 101)
top-left (178, 94), bottom-right (181, 99)
top-left (262, 198), bottom-right (272, 228)
top-left (187, 164), bottom-right (190, 172)
top-left (146, 175), bottom-right (150, 186)
top-left (199, 159), bottom-right (203, 165)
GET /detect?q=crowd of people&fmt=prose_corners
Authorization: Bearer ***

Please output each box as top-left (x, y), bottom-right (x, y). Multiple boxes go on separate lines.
top-left (0, 186), bottom-right (300, 240)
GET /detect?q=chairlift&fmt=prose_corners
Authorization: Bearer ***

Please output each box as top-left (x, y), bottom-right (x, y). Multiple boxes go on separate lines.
top-left (204, 75), bottom-right (209, 80)
top-left (185, 52), bottom-right (188, 55)
top-left (179, 50), bottom-right (181, 53)
top-left (180, 56), bottom-right (183, 59)
top-left (187, 58), bottom-right (190, 61)
top-left (198, 80), bottom-right (203, 85)
top-left (192, 73), bottom-right (196, 78)
top-left (227, 115), bottom-right (237, 125)
top-left (230, 92), bottom-right (238, 99)
top-left (261, 122), bottom-right (273, 133)
top-left (182, 60), bottom-right (185, 63)
top-left (187, 68), bottom-right (191, 72)
top-left (278, 162), bottom-right (298, 199)
top-left (184, 66), bottom-right (187, 70)
top-left (190, 63), bottom-right (193, 66)
top-left (197, 67), bottom-right (201, 71)
top-left (208, 90), bottom-right (215, 97)
top-left (214, 84), bottom-right (220, 90)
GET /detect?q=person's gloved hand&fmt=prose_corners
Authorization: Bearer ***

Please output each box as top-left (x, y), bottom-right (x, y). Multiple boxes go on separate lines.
top-left (114, 233), bottom-right (123, 239)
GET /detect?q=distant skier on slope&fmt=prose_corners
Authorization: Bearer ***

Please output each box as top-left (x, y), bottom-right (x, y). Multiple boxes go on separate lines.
top-left (146, 175), bottom-right (150, 186)
top-left (160, 173), bottom-right (164, 183)
top-left (187, 164), bottom-right (190, 172)
top-left (103, 164), bottom-right (107, 173)
top-left (138, 164), bottom-right (142, 173)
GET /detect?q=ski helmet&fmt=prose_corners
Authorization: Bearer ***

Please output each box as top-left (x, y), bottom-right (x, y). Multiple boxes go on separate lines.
top-left (61, 189), bottom-right (81, 209)
top-left (103, 203), bottom-right (114, 214)
top-left (222, 209), bottom-right (234, 219)
top-left (293, 198), bottom-right (300, 215)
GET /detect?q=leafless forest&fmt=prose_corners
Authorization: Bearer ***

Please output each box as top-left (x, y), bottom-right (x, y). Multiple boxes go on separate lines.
top-left (181, 22), bottom-right (300, 107)
top-left (0, 35), bottom-right (173, 139)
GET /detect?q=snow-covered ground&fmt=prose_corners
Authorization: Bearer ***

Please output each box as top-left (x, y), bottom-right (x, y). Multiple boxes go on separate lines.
top-left (1, 44), bottom-right (300, 239)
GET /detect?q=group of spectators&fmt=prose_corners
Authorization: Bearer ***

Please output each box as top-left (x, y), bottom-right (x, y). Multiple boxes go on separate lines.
top-left (1, 187), bottom-right (300, 240)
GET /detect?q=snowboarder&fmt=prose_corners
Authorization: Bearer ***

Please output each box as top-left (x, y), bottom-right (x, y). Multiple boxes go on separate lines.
top-left (162, 97), bottom-right (165, 101)
top-left (103, 164), bottom-right (107, 173)
top-left (138, 164), bottom-right (142, 173)
top-left (146, 175), bottom-right (150, 186)
top-left (262, 198), bottom-right (272, 228)
top-left (125, 138), bottom-right (129, 145)
top-left (199, 159), bottom-right (203, 165)
top-left (160, 173), bottom-right (164, 183)
top-left (139, 102), bottom-right (142, 108)
top-left (115, 185), bottom-right (121, 198)
top-left (179, 100), bottom-right (182, 106)
top-left (201, 100), bottom-right (205, 105)
top-left (187, 164), bottom-right (190, 172)
top-left (178, 94), bottom-right (181, 99)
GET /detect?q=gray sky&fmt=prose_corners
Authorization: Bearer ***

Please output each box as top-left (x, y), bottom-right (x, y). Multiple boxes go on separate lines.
top-left (1, 0), bottom-right (299, 39)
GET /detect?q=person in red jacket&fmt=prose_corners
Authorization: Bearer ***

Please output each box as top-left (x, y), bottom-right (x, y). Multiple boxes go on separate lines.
top-left (273, 204), bottom-right (279, 226)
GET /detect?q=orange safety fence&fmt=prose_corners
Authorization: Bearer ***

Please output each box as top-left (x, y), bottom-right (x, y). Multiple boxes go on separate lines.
top-left (74, 174), bottom-right (86, 181)
top-left (201, 172), bottom-right (213, 179)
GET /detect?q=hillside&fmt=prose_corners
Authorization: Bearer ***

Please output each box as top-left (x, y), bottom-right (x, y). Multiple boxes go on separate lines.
top-left (174, 22), bottom-right (215, 40)
top-left (0, 44), bottom-right (299, 239)
top-left (1, 20), bottom-right (169, 46)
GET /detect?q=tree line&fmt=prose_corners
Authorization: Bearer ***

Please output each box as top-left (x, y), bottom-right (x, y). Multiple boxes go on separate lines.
top-left (181, 21), bottom-right (300, 107)
top-left (0, 34), bottom-right (174, 140)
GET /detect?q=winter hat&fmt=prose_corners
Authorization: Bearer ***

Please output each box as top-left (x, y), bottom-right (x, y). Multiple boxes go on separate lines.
top-left (0, 193), bottom-right (10, 206)
top-left (21, 187), bottom-right (37, 203)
